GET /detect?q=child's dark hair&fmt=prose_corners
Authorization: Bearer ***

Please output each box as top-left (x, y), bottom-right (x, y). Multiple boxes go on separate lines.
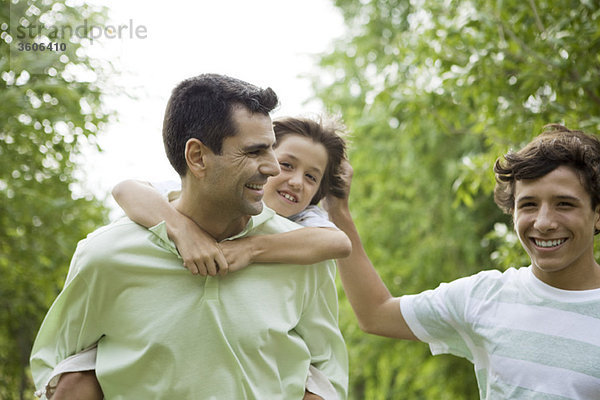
top-left (273, 116), bottom-right (348, 205)
top-left (494, 124), bottom-right (600, 214)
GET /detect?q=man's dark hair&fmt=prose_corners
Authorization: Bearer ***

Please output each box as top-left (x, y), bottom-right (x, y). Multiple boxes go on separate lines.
top-left (273, 116), bottom-right (348, 205)
top-left (163, 74), bottom-right (279, 176)
top-left (494, 124), bottom-right (600, 215)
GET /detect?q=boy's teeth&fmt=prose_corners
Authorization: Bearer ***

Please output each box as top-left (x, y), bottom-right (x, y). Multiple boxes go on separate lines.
top-left (282, 193), bottom-right (297, 202)
top-left (535, 239), bottom-right (566, 248)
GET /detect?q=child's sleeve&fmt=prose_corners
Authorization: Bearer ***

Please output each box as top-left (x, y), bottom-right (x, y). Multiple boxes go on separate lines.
top-left (149, 180), bottom-right (181, 201)
top-left (290, 205), bottom-right (338, 228)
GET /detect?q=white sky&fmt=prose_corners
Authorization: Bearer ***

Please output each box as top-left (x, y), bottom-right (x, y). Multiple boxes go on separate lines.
top-left (79, 0), bottom-right (345, 212)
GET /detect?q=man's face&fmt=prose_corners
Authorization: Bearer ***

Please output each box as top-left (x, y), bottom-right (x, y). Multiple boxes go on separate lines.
top-left (513, 165), bottom-right (600, 288)
top-left (206, 107), bottom-right (280, 218)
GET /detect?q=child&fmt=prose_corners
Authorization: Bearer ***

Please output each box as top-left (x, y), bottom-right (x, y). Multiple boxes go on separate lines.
top-left (325, 124), bottom-right (600, 399)
top-left (43, 115), bottom-right (351, 400)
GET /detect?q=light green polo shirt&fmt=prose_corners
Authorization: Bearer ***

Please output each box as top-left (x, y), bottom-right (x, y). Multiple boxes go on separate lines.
top-left (30, 207), bottom-right (348, 399)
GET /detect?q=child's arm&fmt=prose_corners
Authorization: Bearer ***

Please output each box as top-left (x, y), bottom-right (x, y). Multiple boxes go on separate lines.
top-left (112, 180), bottom-right (228, 276)
top-left (219, 227), bottom-right (352, 272)
top-left (112, 180), bottom-right (351, 274)
top-left (323, 161), bottom-right (418, 340)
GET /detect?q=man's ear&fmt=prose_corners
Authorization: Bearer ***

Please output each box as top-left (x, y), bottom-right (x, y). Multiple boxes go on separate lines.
top-left (185, 138), bottom-right (210, 178)
top-left (594, 204), bottom-right (600, 234)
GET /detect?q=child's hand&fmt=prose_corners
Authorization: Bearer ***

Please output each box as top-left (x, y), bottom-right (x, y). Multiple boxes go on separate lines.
top-left (323, 159), bottom-right (353, 214)
top-left (218, 237), bottom-right (256, 272)
top-left (170, 215), bottom-right (229, 276)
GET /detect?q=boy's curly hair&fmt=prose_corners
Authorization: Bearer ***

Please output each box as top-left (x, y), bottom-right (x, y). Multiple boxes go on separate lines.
top-left (494, 124), bottom-right (600, 214)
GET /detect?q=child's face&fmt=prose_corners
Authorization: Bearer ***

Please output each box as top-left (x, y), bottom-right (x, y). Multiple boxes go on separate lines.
top-left (513, 165), bottom-right (600, 288)
top-left (262, 134), bottom-right (329, 217)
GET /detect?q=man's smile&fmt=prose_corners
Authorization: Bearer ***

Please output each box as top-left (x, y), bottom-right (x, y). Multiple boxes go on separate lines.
top-left (246, 183), bottom-right (265, 191)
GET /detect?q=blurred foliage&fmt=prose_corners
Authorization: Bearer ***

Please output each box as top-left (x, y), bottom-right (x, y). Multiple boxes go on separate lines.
top-left (315, 0), bottom-right (600, 398)
top-left (0, 0), bottom-right (113, 398)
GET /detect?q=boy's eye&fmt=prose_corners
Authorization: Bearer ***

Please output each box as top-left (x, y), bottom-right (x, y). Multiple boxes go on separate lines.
top-left (518, 202), bottom-right (536, 209)
top-left (279, 162), bottom-right (292, 170)
top-left (306, 173), bottom-right (317, 183)
top-left (557, 201), bottom-right (574, 207)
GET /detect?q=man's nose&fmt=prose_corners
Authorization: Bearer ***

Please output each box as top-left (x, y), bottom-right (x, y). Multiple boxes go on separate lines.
top-left (259, 148), bottom-right (280, 177)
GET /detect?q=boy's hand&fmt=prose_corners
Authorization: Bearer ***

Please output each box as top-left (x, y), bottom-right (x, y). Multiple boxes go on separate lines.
top-left (218, 237), bottom-right (256, 272)
top-left (323, 160), bottom-right (353, 214)
top-left (170, 214), bottom-right (229, 276)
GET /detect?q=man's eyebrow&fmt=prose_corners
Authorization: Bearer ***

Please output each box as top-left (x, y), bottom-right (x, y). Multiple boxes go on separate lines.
top-left (243, 142), bottom-right (272, 152)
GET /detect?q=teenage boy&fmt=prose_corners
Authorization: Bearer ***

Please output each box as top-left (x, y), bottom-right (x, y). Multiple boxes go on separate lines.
top-left (326, 124), bottom-right (600, 399)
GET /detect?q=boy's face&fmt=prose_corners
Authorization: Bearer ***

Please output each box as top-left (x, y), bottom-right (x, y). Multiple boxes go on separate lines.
top-left (513, 165), bottom-right (600, 289)
top-left (262, 134), bottom-right (328, 217)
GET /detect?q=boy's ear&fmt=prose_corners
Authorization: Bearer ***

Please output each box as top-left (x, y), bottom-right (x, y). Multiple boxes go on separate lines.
top-left (595, 205), bottom-right (600, 234)
top-left (185, 138), bottom-right (210, 178)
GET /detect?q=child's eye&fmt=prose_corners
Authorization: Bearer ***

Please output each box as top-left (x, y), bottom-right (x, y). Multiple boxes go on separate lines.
top-left (305, 174), bottom-right (318, 183)
top-left (279, 162), bottom-right (292, 170)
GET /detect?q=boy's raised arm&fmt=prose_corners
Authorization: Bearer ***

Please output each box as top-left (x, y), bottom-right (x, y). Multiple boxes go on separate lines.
top-left (324, 162), bottom-right (418, 340)
top-left (111, 180), bottom-right (228, 276)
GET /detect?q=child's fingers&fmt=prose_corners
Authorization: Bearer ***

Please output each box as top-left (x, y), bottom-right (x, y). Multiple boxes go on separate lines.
top-left (183, 259), bottom-right (201, 275)
top-left (216, 249), bottom-right (229, 276)
top-left (204, 259), bottom-right (219, 276)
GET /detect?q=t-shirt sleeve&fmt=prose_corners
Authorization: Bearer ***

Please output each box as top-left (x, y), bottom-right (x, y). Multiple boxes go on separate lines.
top-left (399, 275), bottom-right (477, 363)
top-left (290, 205), bottom-right (337, 229)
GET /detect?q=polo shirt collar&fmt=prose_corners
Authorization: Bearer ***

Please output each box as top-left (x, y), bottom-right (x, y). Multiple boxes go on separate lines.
top-left (148, 204), bottom-right (276, 253)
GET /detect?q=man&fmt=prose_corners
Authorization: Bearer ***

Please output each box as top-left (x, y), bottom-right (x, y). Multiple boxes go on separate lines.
top-left (325, 124), bottom-right (600, 399)
top-left (30, 74), bottom-right (348, 399)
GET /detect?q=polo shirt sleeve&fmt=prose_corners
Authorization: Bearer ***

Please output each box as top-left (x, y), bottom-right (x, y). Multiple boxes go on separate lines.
top-left (294, 261), bottom-right (349, 399)
top-left (400, 275), bottom-right (476, 363)
top-left (30, 242), bottom-right (104, 396)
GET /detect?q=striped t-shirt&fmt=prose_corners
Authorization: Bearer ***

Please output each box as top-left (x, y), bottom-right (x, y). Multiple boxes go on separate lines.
top-left (400, 266), bottom-right (600, 399)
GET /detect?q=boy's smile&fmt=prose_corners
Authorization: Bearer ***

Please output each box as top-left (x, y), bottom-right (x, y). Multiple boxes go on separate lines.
top-left (263, 134), bottom-right (328, 217)
top-left (513, 165), bottom-right (600, 289)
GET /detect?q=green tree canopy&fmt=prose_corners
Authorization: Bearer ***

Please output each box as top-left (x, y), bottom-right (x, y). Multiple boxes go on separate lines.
top-left (1, 1), bottom-right (113, 397)
top-left (312, 0), bottom-right (600, 398)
